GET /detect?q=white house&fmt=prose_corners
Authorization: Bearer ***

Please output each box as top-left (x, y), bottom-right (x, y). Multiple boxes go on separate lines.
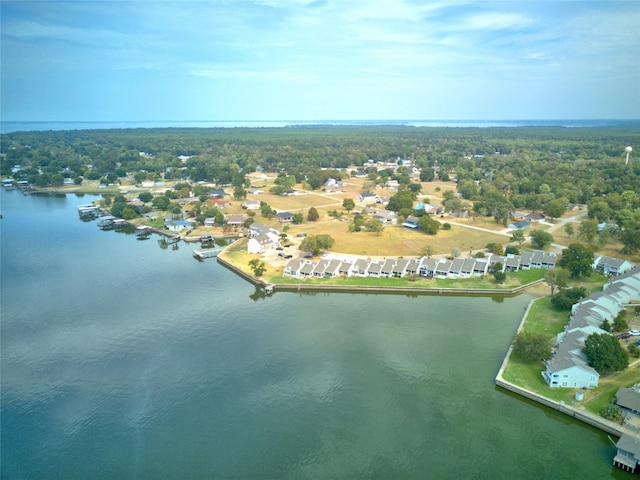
top-left (543, 330), bottom-right (600, 389)
top-left (242, 199), bottom-right (260, 210)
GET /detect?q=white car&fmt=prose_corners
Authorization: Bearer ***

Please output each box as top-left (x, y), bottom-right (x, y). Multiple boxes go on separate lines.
top-left (629, 330), bottom-right (640, 336)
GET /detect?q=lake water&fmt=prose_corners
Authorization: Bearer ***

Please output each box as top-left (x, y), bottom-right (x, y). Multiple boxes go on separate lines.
top-left (0, 189), bottom-right (631, 479)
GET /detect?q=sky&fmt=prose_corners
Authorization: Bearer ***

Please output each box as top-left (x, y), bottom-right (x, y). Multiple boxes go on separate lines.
top-left (1, 0), bottom-right (639, 122)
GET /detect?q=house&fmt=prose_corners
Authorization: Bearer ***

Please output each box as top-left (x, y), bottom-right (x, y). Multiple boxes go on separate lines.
top-left (323, 259), bottom-right (342, 278)
top-left (615, 387), bottom-right (640, 416)
top-left (524, 213), bottom-right (546, 222)
top-left (434, 259), bottom-right (452, 278)
top-left (380, 259), bottom-right (396, 277)
top-left (165, 219), bottom-right (192, 232)
top-left (358, 192), bottom-right (380, 203)
top-left (402, 216), bottom-right (420, 229)
top-left (508, 220), bottom-right (530, 230)
top-left (353, 259), bottom-right (369, 276)
top-left (283, 259), bottom-right (305, 278)
top-left (247, 233), bottom-right (279, 254)
top-left (385, 179), bottom-right (400, 190)
top-left (593, 255), bottom-right (635, 276)
top-left (204, 217), bottom-right (216, 227)
top-left (374, 209), bottom-right (398, 224)
top-left (226, 214), bottom-right (247, 227)
top-left (614, 433), bottom-right (640, 473)
top-left (242, 199), bottom-right (260, 210)
top-left (207, 189), bottom-right (226, 198)
top-left (392, 258), bottom-right (410, 278)
top-left (543, 329), bottom-right (600, 389)
top-left (248, 223), bottom-right (279, 239)
top-left (275, 211), bottom-right (294, 223)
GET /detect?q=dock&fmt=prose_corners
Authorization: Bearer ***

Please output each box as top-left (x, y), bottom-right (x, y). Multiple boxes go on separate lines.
top-left (193, 248), bottom-right (224, 260)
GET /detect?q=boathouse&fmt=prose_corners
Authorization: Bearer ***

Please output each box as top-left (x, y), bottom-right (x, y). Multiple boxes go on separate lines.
top-left (614, 433), bottom-right (640, 473)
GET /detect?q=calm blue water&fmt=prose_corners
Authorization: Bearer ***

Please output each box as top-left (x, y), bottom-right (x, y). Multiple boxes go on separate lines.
top-left (0, 189), bottom-right (632, 479)
top-left (2, 119), bottom-right (639, 134)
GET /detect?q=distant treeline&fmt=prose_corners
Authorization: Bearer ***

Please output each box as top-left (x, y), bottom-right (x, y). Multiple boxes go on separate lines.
top-left (1, 126), bottom-right (639, 252)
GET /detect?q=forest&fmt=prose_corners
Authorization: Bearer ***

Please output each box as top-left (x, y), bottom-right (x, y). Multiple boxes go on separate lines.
top-left (2, 125), bottom-right (639, 253)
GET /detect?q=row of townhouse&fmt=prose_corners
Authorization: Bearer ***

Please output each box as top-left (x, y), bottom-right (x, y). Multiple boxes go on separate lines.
top-left (543, 267), bottom-right (640, 389)
top-left (283, 251), bottom-right (558, 280)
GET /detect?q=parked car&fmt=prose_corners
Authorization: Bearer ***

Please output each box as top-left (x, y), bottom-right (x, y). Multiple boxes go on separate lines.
top-left (618, 333), bottom-right (631, 339)
top-left (284, 243), bottom-right (294, 247)
top-left (629, 330), bottom-right (640, 336)
top-left (296, 232), bottom-right (307, 237)
top-left (278, 252), bottom-right (292, 259)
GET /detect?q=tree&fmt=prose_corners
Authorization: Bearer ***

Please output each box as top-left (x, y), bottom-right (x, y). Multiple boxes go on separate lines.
top-left (233, 186), bottom-right (247, 200)
top-left (494, 270), bottom-right (507, 284)
top-left (418, 215), bottom-right (440, 235)
top-left (558, 243), bottom-right (594, 278)
top-left (544, 267), bottom-right (569, 296)
top-left (365, 218), bottom-right (384, 233)
top-left (550, 286), bottom-right (587, 310)
top-left (529, 229), bottom-right (553, 249)
top-left (248, 258), bottom-right (266, 277)
top-left (578, 219), bottom-right (598, 244)
top-left (543, 199), bottom-right (566, 220)
top-left (342, 198), bottom-right (355, 212)
top-left (612, 311), bottom-right (628, 333)
top-left (620, 225), bottom-right (640, 254)
top-left (292, 212), bottom-right (304, 224)
top-left (307, 207), bottom-right (319, 221)
top-left (583, 333), bottom-right (629, 374)
top-left (152, 195), bottom-right (170, 210)
top-left (387, 190), bottom-right (415, 212)
top-left (512, 331), bottom-right (552, 362)
top-left (138, 191), bottom-right (153, 203)
top-left (564, 223), bottom-right (574, 238)
top-left (510, 229), bottom-right (526, 246)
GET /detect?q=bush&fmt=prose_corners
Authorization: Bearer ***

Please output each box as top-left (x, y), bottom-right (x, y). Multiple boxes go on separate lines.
top-left (512, 331), bottom-right (552, 362)
top-left (505, 246), bottom-right (520, 255)
top-left (551, 287), bottom-right (588, 310)
top-left (442, 223), bottom-right (451, 230)
top-left (628, 344), bottom-right (640, 358)
top-left (600, 403), bottom-right (622, 422)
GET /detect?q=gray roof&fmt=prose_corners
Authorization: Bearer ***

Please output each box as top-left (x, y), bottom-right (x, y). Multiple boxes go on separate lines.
top-left (616, 387), bottom-right (640, 413)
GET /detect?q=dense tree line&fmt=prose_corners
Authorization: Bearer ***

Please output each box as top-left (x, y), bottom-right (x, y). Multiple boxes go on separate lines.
top-left (2, 126), bottom-right (638, 250)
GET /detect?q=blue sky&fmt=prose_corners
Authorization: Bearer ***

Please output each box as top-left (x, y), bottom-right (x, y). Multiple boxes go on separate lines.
top-left (1, 0), bottom-right (638, 121)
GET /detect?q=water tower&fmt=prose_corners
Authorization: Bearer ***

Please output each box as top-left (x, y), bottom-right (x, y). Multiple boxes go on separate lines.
top-left (625, 146), bottom-right (632, 165)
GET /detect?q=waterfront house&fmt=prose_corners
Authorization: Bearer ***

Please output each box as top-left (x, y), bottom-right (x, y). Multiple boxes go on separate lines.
top-left (323, 259), bottom-right (342, 278)
top-left (299, 261), bottom-right (315, 278)
top-left (204, 217), bottom-right (216, 227)
top-left (283, 259), bottom-right (305, 278)
top-left (392, 258), bottom-right (410, 278)
top-left (367, 261), bottom-right (383, 277)
top-left (226, 214), bottom-right (247, 227)
top-left (165, 219), bottom-right (192, 232)
top-left (353, 258), bottom-right (369, 276)
top-left (247, 233), bottom-right (278, 254)
top-left (614, 433), bottom-right (640, 473)
top-left (435, 259), bottom-right (452, 278)
top-left (543, 329), bottom-right (600, 389)
top-left (380, 259), bottom-right (396, 277)
top-left (339, 261), bottom-right (355, 277)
